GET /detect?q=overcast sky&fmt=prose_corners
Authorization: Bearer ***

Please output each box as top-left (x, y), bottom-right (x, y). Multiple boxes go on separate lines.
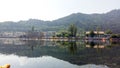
top-left (0, 0), bottom-right (120, 22)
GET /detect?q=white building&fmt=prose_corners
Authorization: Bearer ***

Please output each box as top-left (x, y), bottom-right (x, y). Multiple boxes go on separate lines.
top-left (85, 31), bottom-right (110, 40)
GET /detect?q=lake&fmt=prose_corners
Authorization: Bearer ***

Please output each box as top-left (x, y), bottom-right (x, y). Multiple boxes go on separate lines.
top-left (0, 38), bottom-right (119, 68)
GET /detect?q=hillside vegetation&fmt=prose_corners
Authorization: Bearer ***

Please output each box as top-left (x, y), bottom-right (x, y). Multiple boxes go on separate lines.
top-left (0, 9), bottom-right (120, 33)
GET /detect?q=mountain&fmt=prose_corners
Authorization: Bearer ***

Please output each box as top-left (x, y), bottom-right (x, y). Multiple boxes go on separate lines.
top-left (0, 9), bottom-right (120, 33)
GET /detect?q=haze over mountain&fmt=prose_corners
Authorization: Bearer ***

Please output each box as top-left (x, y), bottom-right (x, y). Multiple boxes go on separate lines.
top-left (0, 9), bottom-right (120, 33)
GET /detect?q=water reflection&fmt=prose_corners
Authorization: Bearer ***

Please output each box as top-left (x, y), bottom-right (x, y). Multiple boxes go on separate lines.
top-left (0, 54), bottom-right (108, 68)
top-left (56, 41), bottom-right (77, 54)
top-left (85, 40), bottom-right (110, 48)
top-left (68, 42), bottom-right (77, 54)
top-left (0, 38), bottom-right (119, 68)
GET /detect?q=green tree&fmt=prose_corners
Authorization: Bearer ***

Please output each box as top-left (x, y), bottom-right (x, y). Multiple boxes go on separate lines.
top-left (68, 24), bottom-right (77, 37)
top-left (105, 29), bottom-right (112, 34)
top-left (96, 26), bottom-right (100, 37)
top-left (90, 30), bottom-right (95, 37)
top-left (32, 26), bottom-right (35, 31)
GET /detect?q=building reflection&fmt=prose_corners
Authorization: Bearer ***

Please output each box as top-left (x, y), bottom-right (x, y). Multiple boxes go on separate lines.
top-left (0, 38), bottom-right (26, 45)
top-left (85, 40), bottom-right (110, 48)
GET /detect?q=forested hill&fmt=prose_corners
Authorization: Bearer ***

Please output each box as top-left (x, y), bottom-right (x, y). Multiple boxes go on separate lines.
top-left (0, 9), bottom-right (120, 33)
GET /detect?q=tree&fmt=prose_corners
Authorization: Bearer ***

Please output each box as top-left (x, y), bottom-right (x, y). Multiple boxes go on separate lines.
top-left (32, 26), bottom-right (35, 31)
top-left (110, 34), bottom-right (120, 38)
top-left (68, 24), bottom-right (77, 37)
top-left (96, 26), bottom-right (100, 37)
top-left (105, 29), bottom-right (112, 34)
top-left (90, 30), bottom-right (95, 37)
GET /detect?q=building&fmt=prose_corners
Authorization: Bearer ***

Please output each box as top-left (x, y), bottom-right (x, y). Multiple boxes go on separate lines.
top-left (44, 31), bottom-right (56, 39)
top-left (85, 31), bottom-right (110, 40)
top-left (25, 30), bottom-right (44, 39)
top-left (0, 32), bottom-right (26, 38)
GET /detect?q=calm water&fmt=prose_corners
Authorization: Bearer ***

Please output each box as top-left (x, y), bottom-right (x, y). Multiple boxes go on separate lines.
top-left (0, 38), bottom-right (119, 68)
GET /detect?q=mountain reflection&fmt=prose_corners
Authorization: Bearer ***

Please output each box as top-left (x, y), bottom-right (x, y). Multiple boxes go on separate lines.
top-left (0, 38), bottom-right (119, 68)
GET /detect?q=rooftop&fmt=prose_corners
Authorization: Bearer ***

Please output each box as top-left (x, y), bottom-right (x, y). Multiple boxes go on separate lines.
top-left (86, 31), bottom-right (105, 34)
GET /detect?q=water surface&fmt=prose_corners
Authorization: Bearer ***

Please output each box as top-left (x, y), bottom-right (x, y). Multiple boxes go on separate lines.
top-left (0, 38), bottom-right (119, 68)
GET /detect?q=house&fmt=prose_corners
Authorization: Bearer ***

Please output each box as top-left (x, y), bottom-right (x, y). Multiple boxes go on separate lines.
top-left (44, 31), bottom-right (56, 39)
top-left (0, 32), bottom-right (26, 38)
top-left (85, 31), bottom-right (110, 40)
top-left (24, 30), bottom-right (44, 39)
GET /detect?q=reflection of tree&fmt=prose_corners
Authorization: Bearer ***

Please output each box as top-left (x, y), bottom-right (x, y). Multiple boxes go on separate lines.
top-left (26, 40), bottom-right (37, 51)
top-left (90, 41), bottom-right (95, 48)
top-left (56, 41), bottom-right (77, 54)
top-left (107, 41), bottom-right (120, 48)
top-left (56, 41), bottom-right (69, 47)
top-left (68, 42), bottom-right (77, 54)
top-left (25, 40), bottom-right (45, 51)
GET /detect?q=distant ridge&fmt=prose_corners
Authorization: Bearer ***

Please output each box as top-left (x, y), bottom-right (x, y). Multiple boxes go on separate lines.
top-left (0, 9), bottom-right (120, 33)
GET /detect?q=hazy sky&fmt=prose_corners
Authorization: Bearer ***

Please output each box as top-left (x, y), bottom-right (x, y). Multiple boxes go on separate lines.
top-left (0, 0), bottom-right (120, 22)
